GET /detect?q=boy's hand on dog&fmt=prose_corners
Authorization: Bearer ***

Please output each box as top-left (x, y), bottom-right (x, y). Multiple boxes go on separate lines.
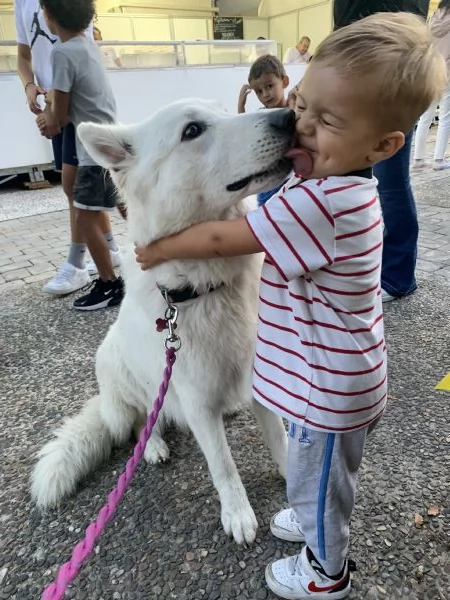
top-left (238, 84), bottom-right (252, 113)
top-left (134, 243), bottom-right (163, 270)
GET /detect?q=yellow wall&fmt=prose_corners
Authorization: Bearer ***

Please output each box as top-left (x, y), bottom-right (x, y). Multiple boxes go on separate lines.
top-left (96, 0), bottom-right (215, 15)
top-left (265, 1), bottom-right (332, 56)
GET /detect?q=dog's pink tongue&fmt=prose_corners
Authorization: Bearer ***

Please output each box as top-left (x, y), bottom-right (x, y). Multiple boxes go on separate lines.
top-left (284, 148), bottom-right (313, 177)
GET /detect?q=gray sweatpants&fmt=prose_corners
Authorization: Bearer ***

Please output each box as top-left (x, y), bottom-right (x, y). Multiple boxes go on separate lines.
top-left (286, 419), bottom-right (379, 576)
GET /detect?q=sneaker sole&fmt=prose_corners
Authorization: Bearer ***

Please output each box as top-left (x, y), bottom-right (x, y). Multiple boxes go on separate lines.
top-left (270, 518), bottom-right (306, 542)
top-left (43, 281), bottom-right (91, 296)
top-left (265, 565), bottom-right (351, 600)
top-left (73, 296), bottom-right (123, 311)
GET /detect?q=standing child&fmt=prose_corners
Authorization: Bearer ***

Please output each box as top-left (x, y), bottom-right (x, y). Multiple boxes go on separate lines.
top-left (135, 13), bottom-right (446, 599)
top-left (238, 54), bottom-right (291, 206)
top-left (37, 0), bottom-right (124, 310)
top-left (15, 0), bottom-right (122, 296)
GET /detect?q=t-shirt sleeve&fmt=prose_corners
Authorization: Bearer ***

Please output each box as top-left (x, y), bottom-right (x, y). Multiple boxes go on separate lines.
top-left (246, 181), bottom-right (336, 282)
top-left (51, 46), bottom-right (75, 93)
top-left (15, 0), bottom-right (28, 46)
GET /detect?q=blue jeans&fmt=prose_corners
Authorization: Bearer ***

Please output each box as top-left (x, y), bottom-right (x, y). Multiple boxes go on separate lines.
top-left (257, 180), bottom-right (287, 206)
top-left (373, 130), bottom-right (418, 297)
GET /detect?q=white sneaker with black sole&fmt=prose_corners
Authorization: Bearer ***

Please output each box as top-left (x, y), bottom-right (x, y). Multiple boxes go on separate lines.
top-left (43, 262), bottom-right (90, 296)
top-left (270, 508), bottom-right (306, 542)
top-left (73, 277), bottom-right (124, 311)
top-left (86, 249), bottom-right (122, 275)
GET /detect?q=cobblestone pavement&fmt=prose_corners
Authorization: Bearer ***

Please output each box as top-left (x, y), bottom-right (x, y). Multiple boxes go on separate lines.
top-left (1, 141), bottom-right (449, 600)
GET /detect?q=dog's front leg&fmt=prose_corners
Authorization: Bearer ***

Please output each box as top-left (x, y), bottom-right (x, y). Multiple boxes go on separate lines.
top-left (251, 398), bottom-right (288, 479)
top-left (184, 408), bottom-right (258, 545)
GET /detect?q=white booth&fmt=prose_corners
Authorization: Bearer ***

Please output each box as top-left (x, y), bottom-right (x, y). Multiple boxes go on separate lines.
top-left (0, 39), bottom-right (306, 182)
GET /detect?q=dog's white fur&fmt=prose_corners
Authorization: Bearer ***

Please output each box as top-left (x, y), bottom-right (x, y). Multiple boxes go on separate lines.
top-left (31, 99), bottom-right (294, 544)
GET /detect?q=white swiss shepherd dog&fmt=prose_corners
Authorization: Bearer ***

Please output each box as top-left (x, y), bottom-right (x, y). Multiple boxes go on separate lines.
top-left (31, 99), bottom-right (296, 544)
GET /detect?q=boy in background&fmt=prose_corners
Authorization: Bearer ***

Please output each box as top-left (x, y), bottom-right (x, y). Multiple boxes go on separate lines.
top-left (237, 55), bottom-right (291, 206)
top-left (37, 0), bottom-right (124, 311)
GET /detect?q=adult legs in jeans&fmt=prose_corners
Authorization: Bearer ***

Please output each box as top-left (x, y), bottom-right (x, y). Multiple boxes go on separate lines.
top-left (413, 83), bottom-right (450, 166)
top-left (374, 130), bottom-right (418, 298)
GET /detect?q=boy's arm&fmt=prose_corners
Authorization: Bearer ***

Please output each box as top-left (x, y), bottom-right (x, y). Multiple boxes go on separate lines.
top-left (51, 90), bottom-right (71, 128)
top-left (135, 217), bottom-right (263, 269)
top-left (237, 84), bottom-right (251, 113)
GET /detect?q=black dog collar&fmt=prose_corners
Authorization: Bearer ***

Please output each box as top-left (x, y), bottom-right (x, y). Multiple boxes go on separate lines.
top-left (158, 284), bottom-right (222, 304)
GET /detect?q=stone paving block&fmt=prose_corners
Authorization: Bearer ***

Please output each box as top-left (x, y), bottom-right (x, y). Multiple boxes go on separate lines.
top-left (0, 257), bottom-right (13, 268)
top-left (0, 279), bottom-right (26, 291)
top-left (3, 267), bottom-right (32, 282)
top-left (415, 259), bottom-right (443, 273)
top-left (24, 271), bottom-right (55, 284)
top-left (27, 262), bottom-right (57, 276)
top-left (0, 260), bottom-right (33, 274)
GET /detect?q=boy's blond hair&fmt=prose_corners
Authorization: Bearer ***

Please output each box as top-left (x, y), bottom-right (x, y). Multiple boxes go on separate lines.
top-left (313, 12), bottom-right (447, 133)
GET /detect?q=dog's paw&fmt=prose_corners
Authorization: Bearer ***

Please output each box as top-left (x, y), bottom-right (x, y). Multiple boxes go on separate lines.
top-left (143, 437), bottom-right (170, 464)
top-left (221, 502), bottom-right (258, 545)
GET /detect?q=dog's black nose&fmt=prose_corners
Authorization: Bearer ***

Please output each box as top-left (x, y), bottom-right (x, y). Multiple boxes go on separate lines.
top-left (269, 108), bottom-right (296, 132)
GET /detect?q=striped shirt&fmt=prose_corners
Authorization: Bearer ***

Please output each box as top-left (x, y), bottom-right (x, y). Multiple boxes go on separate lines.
top-left (246, 172), bottom-right (387, 432)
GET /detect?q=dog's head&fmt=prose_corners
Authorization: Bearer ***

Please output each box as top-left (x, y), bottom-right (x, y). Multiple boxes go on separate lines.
top-left (78, 99), bottom-right (295, 239)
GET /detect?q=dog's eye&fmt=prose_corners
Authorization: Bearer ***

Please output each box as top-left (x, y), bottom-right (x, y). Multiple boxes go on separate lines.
top-left (181, 122), bottom-right (205, 141)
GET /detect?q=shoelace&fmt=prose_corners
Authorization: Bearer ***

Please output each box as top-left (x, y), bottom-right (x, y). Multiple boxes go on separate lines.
top-left (78, 278), bottom-right (104, 294)
top-left (52, 265), bottom-right (75, 283)
top-left (289, 554), bottom-right (305, 577)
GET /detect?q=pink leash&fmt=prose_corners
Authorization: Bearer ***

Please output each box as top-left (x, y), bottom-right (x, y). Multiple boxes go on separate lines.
top-left (42, 297), bottom-right (181, 600)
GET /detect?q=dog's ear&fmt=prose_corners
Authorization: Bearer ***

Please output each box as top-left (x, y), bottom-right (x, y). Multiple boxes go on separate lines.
top-left (77, 122), bottom-right (135, 172)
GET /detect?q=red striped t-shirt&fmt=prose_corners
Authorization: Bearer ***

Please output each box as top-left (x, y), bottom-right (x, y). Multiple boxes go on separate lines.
top-left (246, 173), bottom-right (387, 432)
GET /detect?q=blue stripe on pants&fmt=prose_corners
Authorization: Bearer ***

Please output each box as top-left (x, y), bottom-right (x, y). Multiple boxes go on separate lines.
top-left (317, 433), bottom-right (335, 561)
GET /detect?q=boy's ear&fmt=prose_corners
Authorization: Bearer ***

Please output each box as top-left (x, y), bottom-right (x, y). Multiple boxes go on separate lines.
top-left (283, 75), bottom-right (290, 89)
top-left (370, 132), bottom-right (404, 163)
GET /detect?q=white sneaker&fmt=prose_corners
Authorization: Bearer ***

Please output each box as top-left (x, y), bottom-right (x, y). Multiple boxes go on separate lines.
top-left (270, 508), bottom-right (305, 542)
top-left (265, 545), bottom-right (351, 600)
top-left (86, 249), bottom-right (122, 275)
top-left (381, 288), bottom-right (397, 303)
top-left (411, 159), bottom-right (428, 169)
top-left (433, 160), bottom-right (450, 170)
top-left (43, 262), bottom-right (90, 296)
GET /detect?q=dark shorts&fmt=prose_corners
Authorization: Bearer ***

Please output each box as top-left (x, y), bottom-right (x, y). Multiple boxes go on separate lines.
top-left (51, 122), bottom-right (78, 171)
top-left (73, 166), bottom-right (118, 212)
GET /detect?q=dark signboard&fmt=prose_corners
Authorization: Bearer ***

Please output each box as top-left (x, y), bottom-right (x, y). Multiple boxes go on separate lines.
top-left (213, 16), bottom-right (244, 40)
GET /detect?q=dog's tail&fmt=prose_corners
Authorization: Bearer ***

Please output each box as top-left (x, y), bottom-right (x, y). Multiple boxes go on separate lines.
top-left (31, 394), bottom-right (115, 508)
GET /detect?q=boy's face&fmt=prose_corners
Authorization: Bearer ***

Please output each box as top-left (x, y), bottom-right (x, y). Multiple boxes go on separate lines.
top-left (290, 63), bottom-right (403, 179)
top-left (249, 73), bottom-right (288, 109)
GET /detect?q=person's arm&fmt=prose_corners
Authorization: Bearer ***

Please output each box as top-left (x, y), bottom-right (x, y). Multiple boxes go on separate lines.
top-left (135, 217), bottom-right (263, 270)
top-left (237, 84), bottom-right (251, 113)
top-left (50, 90), bottom-right (71, 128)
top-left (17, 43), bottom-right (45, 114)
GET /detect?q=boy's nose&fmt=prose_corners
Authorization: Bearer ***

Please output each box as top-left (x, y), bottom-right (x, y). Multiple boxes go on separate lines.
top-left (297, 113), bottom-right (315, 136)
top-left (268, 108), bottom-right (296, 132)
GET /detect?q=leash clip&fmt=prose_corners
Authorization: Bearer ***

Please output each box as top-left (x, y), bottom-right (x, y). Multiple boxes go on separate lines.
top-left (161, 288), bottom-right (181, 352)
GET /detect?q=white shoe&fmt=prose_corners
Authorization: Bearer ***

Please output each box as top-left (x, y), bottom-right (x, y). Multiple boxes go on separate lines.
top-left (381, 288), bottom-right (397, 303)
top-left (43, 262), bottom-right (90, 296)
top-left (265, 545), bottom-right (351, 599)
top-left (433, 160), bottom-right (450, 171)
top-left (270, 508), bottom-right (305, 542)
top-left (86, 249), bottom-right (122, 275)
top-left (411, 159), bottom-right (428, 169)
